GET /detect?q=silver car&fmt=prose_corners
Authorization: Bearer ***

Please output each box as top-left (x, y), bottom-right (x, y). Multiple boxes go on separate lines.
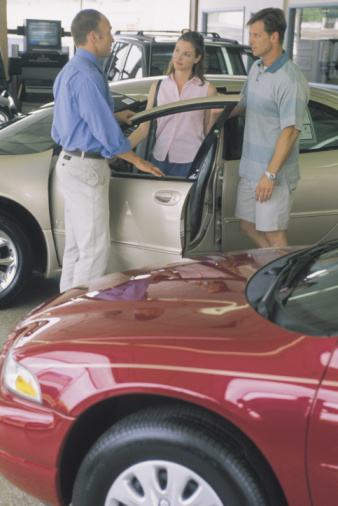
top-left (0, 76), bottom-right (338, 308)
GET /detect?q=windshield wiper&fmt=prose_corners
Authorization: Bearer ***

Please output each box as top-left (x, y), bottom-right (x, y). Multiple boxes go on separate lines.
top-left (281, 243), bottom-right (334, 288)
top-left (256, 241), bottom-right (338, 319)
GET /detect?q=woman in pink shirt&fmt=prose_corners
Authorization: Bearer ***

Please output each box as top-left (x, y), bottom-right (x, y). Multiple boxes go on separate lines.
top-left (128, 30), bottom-right (217, 177)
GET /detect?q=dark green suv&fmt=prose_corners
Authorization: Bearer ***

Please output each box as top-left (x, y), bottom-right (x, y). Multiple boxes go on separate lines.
top-left (103, 31), bottom-right (255, 82)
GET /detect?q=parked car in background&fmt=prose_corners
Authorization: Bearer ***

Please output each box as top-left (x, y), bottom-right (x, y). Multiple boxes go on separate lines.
top-left (0, 76), bottom-right (338, 309)
top-left (0, 240), bottom-right (338, 505)
top-left (102, 30), bottom-right (256, 81)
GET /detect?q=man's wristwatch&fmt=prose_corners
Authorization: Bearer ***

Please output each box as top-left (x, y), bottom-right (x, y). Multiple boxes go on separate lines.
top-left (265, 171), bottom-right (276, 180)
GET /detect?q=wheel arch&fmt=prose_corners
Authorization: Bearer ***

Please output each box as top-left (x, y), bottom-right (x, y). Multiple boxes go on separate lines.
top-left (58, 393), bottom-right (287, 506)
top-left (0, 197), bottom-right (48, 273)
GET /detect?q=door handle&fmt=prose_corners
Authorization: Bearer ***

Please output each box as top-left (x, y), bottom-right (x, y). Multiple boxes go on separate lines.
top-left (154, 191), bottom-right (181, 206)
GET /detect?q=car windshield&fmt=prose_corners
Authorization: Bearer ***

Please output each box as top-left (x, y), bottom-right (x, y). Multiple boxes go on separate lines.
top-left (0, 107), bottom-right (55, 155)
top-left (248, 242), bottom-right (338, 336)
top-left (277, 244), bottom-right (338, 335)
top-left (0, 91), bottom-right (146, 156)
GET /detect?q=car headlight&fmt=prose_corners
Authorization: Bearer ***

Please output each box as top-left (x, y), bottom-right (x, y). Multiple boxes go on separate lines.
top-left (3, 347), bottom-right (42, 404)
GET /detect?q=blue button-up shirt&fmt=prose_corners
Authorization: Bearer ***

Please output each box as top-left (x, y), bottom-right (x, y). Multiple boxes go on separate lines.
top-left (52, 48), bottom-right (131, 158)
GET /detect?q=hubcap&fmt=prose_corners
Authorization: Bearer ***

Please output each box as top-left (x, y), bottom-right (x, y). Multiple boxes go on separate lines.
top-left (104, 459), bottom-right (223, 505)
top-left (0, 232), bottom-right (18, 293)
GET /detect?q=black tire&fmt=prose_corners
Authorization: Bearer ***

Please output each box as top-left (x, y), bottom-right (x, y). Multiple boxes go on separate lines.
top-left (0, 212), bottom-right (33, 308)
top-left (72, 405), bottom-right (284, 506)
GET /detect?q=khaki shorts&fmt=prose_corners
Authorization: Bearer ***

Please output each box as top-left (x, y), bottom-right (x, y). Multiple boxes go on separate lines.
top-left (235, 178), bottom-right (297, 232)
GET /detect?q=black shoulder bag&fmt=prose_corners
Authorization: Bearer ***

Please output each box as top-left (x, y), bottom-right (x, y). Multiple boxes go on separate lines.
top-left (145, 80), bottom-right (161, 160)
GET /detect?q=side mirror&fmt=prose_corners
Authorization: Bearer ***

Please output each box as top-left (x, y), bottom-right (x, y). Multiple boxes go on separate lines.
top-left (8, 57), bottom-right (22, 77)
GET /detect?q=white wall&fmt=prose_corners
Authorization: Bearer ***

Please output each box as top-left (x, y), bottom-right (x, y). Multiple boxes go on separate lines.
top-left (6, 0), bottom-right (190, 57)
top-left (6, 0), bottom-right (190, 32)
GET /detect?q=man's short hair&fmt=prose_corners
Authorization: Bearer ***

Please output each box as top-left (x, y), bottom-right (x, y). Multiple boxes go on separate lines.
top-left (247, 8), bottom-right (287, 45)
top-left (71, 9), bottom-right (103, 47)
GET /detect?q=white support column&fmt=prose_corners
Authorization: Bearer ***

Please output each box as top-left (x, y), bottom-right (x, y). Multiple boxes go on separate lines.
top-left (0, 0), bottom-right (8, 77)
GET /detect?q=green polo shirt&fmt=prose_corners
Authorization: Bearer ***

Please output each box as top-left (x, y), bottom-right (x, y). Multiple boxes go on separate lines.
top-left (238, 51), bottom-right (310, 185)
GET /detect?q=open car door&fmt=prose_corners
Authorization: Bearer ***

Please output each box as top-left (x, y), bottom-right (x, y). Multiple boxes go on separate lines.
top-left (107, 95), bottom-right (239, 273)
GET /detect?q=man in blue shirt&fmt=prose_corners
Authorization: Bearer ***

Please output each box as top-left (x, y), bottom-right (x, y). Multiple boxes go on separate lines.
top-left (229, 8), bottom-right (309, 248)
top-left (52, 9), bottom-right (163, 292)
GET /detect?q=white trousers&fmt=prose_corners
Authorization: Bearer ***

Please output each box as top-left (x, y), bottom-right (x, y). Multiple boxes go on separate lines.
top-left (56, 152), bottom-right (111, 292)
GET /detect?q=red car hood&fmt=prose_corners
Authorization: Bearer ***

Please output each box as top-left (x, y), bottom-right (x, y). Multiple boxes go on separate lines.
top-left (6, 248), bottom-right (294, 351)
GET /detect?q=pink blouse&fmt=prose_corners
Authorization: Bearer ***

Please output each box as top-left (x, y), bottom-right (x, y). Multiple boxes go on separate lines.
top-left (153, 74), bottom-right (210, 163)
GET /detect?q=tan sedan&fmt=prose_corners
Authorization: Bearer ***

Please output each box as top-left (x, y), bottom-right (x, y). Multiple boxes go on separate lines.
top-left (0, 76), bottom-right (337, 307)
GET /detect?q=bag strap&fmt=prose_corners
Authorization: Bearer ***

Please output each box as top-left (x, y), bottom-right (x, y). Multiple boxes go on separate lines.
top-left (153, 79), bottom-right (161, 107)
top-left (143, 80), bottom-right (162, 162)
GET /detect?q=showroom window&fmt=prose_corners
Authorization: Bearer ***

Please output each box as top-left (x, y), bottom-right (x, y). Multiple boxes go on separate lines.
top-left (289, 6), bottom-right (338, 85)
top-left (202, 10), bottom-right (244, 43)
top-left (107, 43), bottom-right (130, 82)
top-left (122, 44), bottom-right (143, 80)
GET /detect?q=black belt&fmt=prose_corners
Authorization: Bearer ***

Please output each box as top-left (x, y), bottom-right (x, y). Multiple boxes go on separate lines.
top-left (63, 149), bottom-right (105, 160)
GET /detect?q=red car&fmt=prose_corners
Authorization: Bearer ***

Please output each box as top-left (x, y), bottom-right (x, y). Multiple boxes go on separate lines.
top-left (0, 242), bottom-right (337, 506)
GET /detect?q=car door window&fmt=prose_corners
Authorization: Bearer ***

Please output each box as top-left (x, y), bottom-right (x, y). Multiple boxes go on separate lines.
top-left (300, 101), bottom-right (338, 152)
top-left (223, 97), bottom-right (338, 161)
top-left (113, 101), bottom-right (237, 174)
top-left (189, 135), bottom-right (218, 239)
top-left (151, 45), bottom-right (175, 76)
top-left (123, 44), bottom-right (143, 79)
top-left (205, 46), bottom-right (228, 74)
top-left (106, 43), bottom-right (130, 81)
top-left (111, 109), bottom-right (213, 175)
top-left (224, 47), bottom-right (253, 75)
top-left (188, 107), bottom-right (233, 239)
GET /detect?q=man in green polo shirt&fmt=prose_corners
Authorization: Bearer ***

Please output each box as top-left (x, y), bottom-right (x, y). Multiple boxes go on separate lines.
top-left (230, 8), bottom-right (309, 248)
